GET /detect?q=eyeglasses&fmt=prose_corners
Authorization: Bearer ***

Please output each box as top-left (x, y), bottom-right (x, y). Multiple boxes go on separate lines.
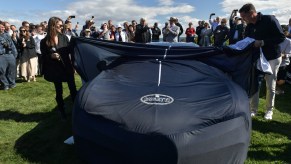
top-left (221, 22), bottom-right (226, 23)
top-left (20, 30), bottom-right (27, 32)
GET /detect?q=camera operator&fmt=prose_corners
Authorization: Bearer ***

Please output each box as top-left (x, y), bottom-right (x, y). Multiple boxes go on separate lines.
top-left (163, 17), bottom-right (180, 43)
top-left (64, 16), bottom-right (78, 39)
top-left (229, 9), bottom-right (245, 44)
top-left (209, 13), bottom-right (220, 32)
top-left (80, 17), bottom-right (95, 37)
top-left (0, 23), bottom-right (18, 90)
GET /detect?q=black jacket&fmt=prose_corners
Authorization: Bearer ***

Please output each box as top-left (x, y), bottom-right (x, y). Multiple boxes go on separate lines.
top-left (213, 25), bottom-right (229, 46)
top-left (17, 36), bottom-right (37, 60)
top-left (135, 24), bottom-right (151, 43)
top-left (244, 12), bottom-right (285, 60)
top-left (151, 27), bottom-right (161, 41)
top-left (229, 19), bottom-right (245, 44)
top-left (40, 34), bottom-right (75, 82)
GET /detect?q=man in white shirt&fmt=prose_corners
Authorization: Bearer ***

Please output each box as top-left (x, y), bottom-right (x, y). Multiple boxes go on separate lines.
top-left (33, 25), bottom-right (46, 76)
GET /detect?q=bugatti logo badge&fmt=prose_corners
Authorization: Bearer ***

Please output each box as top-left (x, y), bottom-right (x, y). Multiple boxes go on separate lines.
top-left (140, 94), bottom-right (174, 105)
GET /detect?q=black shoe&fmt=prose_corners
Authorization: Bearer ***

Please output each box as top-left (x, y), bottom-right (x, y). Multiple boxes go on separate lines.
top-left (58, 107), bottom-right (67, 120)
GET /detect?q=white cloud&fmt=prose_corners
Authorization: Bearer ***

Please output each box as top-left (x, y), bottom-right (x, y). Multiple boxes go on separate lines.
top-left (1, 0), bottom-right (196, 31)
top-left (221, 0), bottom-right (290, 24)
top-left (158, 0), bottom-right (174, 6)
top-left (65, 0), bottom-right (194, 24)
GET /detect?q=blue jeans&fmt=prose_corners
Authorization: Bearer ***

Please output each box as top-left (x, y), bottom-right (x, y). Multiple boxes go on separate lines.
top-left (0, 54), bottom-right (16, 88)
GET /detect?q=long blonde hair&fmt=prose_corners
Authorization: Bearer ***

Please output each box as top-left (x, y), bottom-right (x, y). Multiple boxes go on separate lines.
top-left (46, 16), bottom-right (63, 47)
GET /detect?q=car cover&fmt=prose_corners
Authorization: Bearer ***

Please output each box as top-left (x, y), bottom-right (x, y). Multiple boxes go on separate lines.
top-left (70, 38), bottom-right (253, 164)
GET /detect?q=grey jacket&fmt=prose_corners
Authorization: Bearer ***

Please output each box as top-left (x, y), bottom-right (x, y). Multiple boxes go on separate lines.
top-left (163, 24), bottom-right (180, 42)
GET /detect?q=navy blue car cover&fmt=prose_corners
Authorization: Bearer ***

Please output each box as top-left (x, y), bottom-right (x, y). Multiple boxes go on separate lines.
top-left (71, 38), bottom-right (252, 164)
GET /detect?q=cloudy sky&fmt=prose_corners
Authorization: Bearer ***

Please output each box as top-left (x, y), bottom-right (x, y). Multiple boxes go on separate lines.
top-left (1, 0), bottom-right (290, 30)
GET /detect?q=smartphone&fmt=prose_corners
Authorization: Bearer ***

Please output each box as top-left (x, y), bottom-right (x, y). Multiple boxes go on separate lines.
top-left (70, 15), bottom-right (76, 18)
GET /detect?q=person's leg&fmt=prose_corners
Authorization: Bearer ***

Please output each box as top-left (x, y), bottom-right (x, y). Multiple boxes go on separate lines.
top-left (67, 76), bottom-right (77, 102)
top-left (27, 58), bottom-right (33, 81)
top-left (250, 90), bottom-right (260, 116)
top-left (6, 55), bottom-right (16, 87)
top-left (53, 82), bottom-right (66, 119)
top-left (0, 55), bottom-right (9, 89)
top-left (30, 57), bottom-right (38, 81)
top-left (264, 57), bottom-right (282, 119)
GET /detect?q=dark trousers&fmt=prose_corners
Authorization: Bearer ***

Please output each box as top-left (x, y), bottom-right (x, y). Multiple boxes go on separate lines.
top-left (53, 76), bottom-right (77, 108)
top-left (0, 54), bottom-right (16, 88)
top-left (186, 36), bottom-right (194, 43)
top-left (37, 53), bottom-right (43, 76)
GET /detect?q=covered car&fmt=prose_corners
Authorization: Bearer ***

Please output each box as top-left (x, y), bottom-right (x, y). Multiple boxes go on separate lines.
top-left (71, 38), bottom-right (254, 164)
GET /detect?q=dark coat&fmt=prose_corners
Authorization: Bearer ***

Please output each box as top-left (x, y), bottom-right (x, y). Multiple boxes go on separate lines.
top-left (40, 34), bottom-right (75, 82)
top-left (244, 12), bottom-right (285, 60)
top-left (228, 19), bottom-right (245, 44)
top-left (213, 25), bottom-right (229, 46)
top-left (135, 24), bottom-right (151, 43)
top-left (17, 36), bottom-right (37, 62)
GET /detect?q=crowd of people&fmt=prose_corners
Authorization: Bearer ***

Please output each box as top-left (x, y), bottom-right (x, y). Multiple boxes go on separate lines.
top-left (0, 3), bottom-right (291, 120)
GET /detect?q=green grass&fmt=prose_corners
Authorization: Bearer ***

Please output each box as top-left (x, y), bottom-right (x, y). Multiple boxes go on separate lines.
top-left (0, 75), bottom-right (291, 163)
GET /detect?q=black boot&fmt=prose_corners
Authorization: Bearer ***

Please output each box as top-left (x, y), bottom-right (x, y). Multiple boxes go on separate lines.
top-left (58, 106), bottom-right (67, 120)
top-left (56, 97), bottom-right (66, 120)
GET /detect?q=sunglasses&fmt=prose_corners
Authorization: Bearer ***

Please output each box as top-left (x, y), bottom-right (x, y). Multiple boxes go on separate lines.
top-left (56, 24), bottom-right (63, 28)
top-left (20, 30), bottom-right (27, 32)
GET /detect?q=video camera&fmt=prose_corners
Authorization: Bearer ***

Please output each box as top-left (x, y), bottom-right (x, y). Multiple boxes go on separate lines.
top-left (1, 40), bottom-right (9, 48)
top-left (0, 39), bottom-right (12, 53)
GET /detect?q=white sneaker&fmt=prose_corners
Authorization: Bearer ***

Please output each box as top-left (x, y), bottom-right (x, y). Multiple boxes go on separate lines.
top-left (264, 111), bottom-right (273, 120)
top-left (251, 111), bottom-right (256, 117)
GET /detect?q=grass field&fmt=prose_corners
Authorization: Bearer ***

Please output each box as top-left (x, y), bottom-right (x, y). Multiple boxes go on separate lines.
top-left (0, 75), bottom-right (290, 164)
